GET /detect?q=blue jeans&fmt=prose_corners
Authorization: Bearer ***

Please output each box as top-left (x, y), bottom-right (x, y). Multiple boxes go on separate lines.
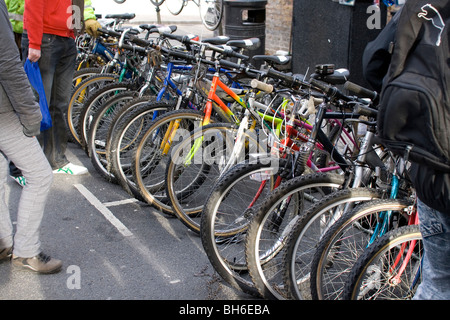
top-left (413, 198), bottom-right (450, 300)
top-left (21, 33), bottom-right (77, 170)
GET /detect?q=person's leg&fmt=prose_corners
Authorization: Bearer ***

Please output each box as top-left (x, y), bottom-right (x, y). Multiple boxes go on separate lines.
top-left (0, 150), bottom-right (14, 254)
top-left (22, 33), bottom-right (70, 169)
top-left (413, 198), bottom-right (450, 300)
top-left (47, 36), bottom-right (77, 169)
top-left (22, 33), bottom-right (87, 175)
top-left (0, 111), bottom-right (53, 258)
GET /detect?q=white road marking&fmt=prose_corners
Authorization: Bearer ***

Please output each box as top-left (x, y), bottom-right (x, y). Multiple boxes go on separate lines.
top-left (103, 198), bottom-right (140, 207)
top-left (74, 184), bottom-right (133, 237)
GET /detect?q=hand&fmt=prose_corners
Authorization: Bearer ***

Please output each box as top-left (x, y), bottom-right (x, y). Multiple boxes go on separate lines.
top-left (28, 48), bottom-right (41, 62)
top-left (85, 19), bottom-right (102, 37)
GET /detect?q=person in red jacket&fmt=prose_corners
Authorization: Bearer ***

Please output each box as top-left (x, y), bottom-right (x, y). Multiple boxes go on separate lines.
top-left (21, 0), bottom-right (92, 175)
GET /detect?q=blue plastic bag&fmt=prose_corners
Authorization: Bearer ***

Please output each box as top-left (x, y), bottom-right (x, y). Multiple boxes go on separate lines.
top-left (23, 58), bottom-right (52, 131)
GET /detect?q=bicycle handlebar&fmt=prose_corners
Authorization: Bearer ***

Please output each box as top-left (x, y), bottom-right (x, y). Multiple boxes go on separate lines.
top-left (310, 78), bottom-right (378, 117)
top-left (98, 28), bottom-right (153, 48)
top-left (352, 102), bottom-right (378, 118)
top-left (309, 78), bottom-right (350, 101)
top-left (251, 79), bottom-right (273, 93)
top-left (120, 43), bottom-right (147, 54)
top-left (344, 81), bottom-right (378, 101)
top-left (162, 32), bottom-right (249, 60)
top-left (266, 68), bottom-right (308, 88)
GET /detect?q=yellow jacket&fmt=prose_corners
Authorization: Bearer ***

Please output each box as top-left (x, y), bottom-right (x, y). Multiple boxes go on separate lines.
top-left (6, 0), bottom-right (96, 34)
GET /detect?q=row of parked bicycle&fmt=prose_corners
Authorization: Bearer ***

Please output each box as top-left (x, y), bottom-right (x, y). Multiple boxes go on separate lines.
top-left (68, 14), bottom-right (423, 300)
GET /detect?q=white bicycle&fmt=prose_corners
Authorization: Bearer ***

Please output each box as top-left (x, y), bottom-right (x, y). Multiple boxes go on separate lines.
top-left (113, 0), bottom-right (223, 31)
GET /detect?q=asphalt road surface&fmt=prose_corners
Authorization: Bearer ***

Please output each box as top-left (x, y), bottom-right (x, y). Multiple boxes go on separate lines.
top-left (0, 141), bottom-right (252, 300)
top-left (0, 3), bottom-right (251, 302)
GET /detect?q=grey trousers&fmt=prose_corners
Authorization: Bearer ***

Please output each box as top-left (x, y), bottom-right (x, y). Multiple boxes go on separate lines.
top-left (0, 110), bottom-right (53, 257)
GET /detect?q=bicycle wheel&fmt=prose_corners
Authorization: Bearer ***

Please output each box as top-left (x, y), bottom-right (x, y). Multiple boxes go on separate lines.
top-left (78, 81), bottom-right (137, 150)
top-left (342, 225), bottom-right (423, 300)
top-left (245, 172), bottom-right (346, 300)
top-left (67, 73), bottom-right (119, 146)
top-left (309, 198), bottom-right (413, 300)
top-left (72, 67), bottom-right (102, 89)
top-left (86, 92), bottom-right (137, 183)
top-left (166, 122), bottom-right (266, 234)
top-left (132, 109), bottom-right (207, 213)
top-left (200, 160), bottom-right (279, 297)
top-left (107, 96), bottom-right (166, 200)
top-left (199, 0), bottom-right (223, 31)
top-left (166, 0), bottom-right (185, 15)
top-left (280, 188), bottom-right (384, 300)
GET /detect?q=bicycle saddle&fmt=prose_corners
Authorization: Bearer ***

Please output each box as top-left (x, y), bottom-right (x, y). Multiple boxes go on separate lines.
top-left (150, 25), bottom-right (178, 35)
top-left (201, 36), bottom-right (230, 45)
top-left (252, 55), bottom-right (291, 66)
top-left (104, 13), bottom-right (136, 20)
top-left (139, 24), bottom-right (158, 31)
top-left (226, 38), bottom-right (261, 50)
top-left (311, 68), bottom-right (350, 85)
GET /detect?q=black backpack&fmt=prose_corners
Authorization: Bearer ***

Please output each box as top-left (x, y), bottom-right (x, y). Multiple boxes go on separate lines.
top-left (376, 0), bottom-right (450, 172)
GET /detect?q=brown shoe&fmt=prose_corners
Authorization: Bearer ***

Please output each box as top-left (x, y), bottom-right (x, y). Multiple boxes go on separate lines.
top-left (12, 252), bottom-right (62, 274)
top-left (0, 247), bottom-right (12, 261)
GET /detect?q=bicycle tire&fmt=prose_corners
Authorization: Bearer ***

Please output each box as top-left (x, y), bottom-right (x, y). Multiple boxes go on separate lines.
top-left (199, 0), bottom-right (223, 31)
top-left (200, 160), bottom-right (280, 297)
top-left (67, 73), bottom-right (119, 145)
top-left (309, 198), bottom-right (413, 300)
top-left (166, 122), bottom-right (266, 233)
top-left (342, 224), bottom-right (422, 300)
top-left (245, 172), bottom-right (346, 300)
top-left (72, 67), bottom-right (102, 89)
top-left (166, 0), bottom-right (185, 15)
top-left (86, 92), bottom-right (138, 183)
top-left (78, 81), bottom-right (136, 151)
top-left (280, 187), bottom-right (384, 300)
top-left (132, 109), bottom-right (208, 213)
top-left (107, 96), bottom-right (166, 200)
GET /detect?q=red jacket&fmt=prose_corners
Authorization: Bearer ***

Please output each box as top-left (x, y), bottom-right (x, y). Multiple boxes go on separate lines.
top-left (23, 0), bottom-right (74, 50)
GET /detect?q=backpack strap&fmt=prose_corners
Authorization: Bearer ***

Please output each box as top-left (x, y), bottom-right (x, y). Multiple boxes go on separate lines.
top-left (385, 0), bottom-right (450, 80)
top-left (387, 0), bottom-right (424, 80)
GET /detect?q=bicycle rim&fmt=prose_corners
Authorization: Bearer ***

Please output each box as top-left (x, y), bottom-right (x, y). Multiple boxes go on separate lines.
top-left (245, 173), bottom-right (346, 300)
top-left (199, 0), bottom-right (223, 31)
top-left (348, 225), bottom-right (422, 300)
top-left (166, 0), bottom-right (185, 15)
top-left (166, 123), bottom-right (265, 233)
top-left (132, 109), bottom-right (205, 213)
top-left (311, 198), bottom-right (412, 300)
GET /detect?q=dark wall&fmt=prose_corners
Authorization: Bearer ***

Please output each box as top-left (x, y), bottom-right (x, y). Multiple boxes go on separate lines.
top-left (291, 0), bottom-right (386, 87)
